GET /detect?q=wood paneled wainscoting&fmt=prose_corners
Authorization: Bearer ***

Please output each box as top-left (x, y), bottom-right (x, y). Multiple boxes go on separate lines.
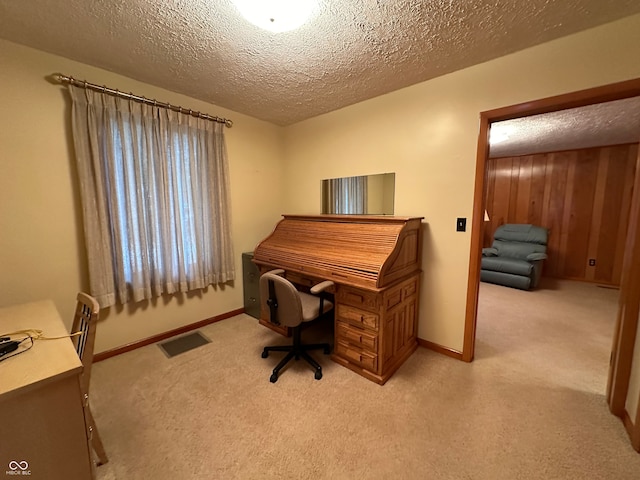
top-left (485, 143), bottom-right (638, 286)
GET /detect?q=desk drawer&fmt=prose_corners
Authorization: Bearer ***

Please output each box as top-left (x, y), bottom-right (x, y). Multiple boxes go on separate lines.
top-left (384, 275), bottom-right (420, 310)
top-left (336, 304), bottom-right (379, 331)
top-left (335, 340), bottom-right (378, 372)
top-left (285, 272), bottom-right (336, 293)
top-left (337, 285), bottom-right (379, 310)
top-left (336, 321), bottom-right (378, 353)
top-left (285, 271), bottom-right (316, 288)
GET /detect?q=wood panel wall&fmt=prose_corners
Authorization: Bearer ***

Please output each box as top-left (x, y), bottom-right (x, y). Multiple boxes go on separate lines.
top-left (485, 143), bottom-right (638, 285)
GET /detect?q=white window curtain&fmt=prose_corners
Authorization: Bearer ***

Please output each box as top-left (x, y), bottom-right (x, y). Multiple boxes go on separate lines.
top-left (327, 176), bottom-right (368, 214)
top-left (68, 85), bottom-right (235, 307)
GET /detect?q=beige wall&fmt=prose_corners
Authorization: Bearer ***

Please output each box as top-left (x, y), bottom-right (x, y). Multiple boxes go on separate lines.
top-left (0, 40), bottom-right (286, 353)
top-left (283, 14), bottom-right (640, 351)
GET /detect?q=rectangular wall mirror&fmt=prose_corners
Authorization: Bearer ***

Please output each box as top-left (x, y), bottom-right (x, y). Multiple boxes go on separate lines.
top-left (321, 173), bottom-right (395, 215)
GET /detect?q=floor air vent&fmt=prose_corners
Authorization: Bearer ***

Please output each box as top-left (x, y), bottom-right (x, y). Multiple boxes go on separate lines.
top-left (158, 331), bottom-right (210, 358)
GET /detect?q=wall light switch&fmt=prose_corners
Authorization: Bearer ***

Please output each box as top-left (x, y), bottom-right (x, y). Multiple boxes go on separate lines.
top-left (456, 218), bottom-right (466, 232)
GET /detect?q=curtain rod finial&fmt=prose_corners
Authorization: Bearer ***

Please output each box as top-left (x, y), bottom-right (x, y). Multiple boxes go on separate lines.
top-left (46, 73), bottom-right (64, 85)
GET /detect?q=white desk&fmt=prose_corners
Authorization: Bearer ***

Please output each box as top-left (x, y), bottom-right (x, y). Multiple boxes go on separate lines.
top-left (0, 301), bottom-right (93, 479)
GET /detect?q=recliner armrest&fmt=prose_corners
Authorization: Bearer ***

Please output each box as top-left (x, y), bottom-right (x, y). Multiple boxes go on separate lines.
top-left (310, 280), bottom-right (335, 295)
top-left (482, 247), bottom-right (498, 257)
top-left (526, 253), bottom-right (547, 261)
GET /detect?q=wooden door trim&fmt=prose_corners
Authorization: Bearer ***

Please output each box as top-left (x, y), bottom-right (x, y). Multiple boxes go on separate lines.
top-left (477, 78), bottom-right (640, 122)
top-left (463, 113), bottom-right (489, 361)
top-left (608, 146), bottom-right (640, 422)
top-left (465, 77), bottom-right (640, 360)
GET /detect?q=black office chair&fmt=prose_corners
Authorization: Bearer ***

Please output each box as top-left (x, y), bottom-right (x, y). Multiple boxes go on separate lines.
top-left (259, 269), bottom-right (334, 383)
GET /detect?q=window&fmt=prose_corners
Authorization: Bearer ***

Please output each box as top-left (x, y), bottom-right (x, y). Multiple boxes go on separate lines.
top-left (69, 86), bottom-right (235, 307)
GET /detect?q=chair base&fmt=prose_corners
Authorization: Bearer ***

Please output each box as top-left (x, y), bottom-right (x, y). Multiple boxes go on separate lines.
top-left (262, 325), bottom-right (331, 383)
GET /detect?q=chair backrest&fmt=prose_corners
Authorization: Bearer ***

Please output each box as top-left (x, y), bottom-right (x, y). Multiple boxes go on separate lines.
top-left (259, 272), bottom-right (304, 328)
top-left (71, 292), bottom-right (100, 394)
top-left (492, 224), bottom-right (548, 260)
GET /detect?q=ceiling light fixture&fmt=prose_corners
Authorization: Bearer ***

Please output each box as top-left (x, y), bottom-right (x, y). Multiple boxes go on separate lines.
top-left (231, 0), bottom-right (317, 33)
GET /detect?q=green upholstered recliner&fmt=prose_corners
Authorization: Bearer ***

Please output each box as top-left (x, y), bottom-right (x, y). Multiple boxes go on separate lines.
top-left (481, 224), bottom-right (549, 290)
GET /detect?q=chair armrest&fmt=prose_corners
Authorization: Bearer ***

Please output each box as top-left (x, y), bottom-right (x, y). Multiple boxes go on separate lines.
top-left (265, 269), bottom-right (285, 276)
top-left (482, 247), bottom-right (498, 257)
top-left (310, 280), bottom-right (335, 295)
top-left (526, 253), bottom-right (548, 261)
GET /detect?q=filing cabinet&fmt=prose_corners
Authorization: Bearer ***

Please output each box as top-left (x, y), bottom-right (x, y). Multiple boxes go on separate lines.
top-left (242, 252), bottom-right (260, 319)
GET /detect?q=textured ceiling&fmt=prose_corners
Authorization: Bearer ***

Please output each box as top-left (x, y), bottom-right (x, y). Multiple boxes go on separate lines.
top-left (489, 97), bottom-right (640, 158)
top-left (1, 1), bottom-right (640, 126)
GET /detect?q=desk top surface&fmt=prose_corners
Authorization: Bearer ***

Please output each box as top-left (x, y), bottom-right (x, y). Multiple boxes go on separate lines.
top-left (0, 300), bottom-right (82, 399)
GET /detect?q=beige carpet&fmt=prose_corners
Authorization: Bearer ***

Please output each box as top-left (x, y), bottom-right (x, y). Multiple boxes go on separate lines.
top-left (92, 278), bottom-right (640, 479)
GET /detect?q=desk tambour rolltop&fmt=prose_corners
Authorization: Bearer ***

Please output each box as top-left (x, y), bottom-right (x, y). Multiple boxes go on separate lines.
top-left (252, 214), bottom-right (423, 385)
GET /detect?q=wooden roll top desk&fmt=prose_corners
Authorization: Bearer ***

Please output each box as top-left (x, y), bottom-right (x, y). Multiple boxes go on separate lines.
top-left (252, 214), bottom-right (423, 385)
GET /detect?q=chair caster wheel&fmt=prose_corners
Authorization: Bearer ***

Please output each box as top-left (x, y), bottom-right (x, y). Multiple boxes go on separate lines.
top-left (261, 350), bottom-right (269, 358)
top-left (314, 370), bottom-right (322, 380)
top-left (270, 373), bottom-right (278, 383)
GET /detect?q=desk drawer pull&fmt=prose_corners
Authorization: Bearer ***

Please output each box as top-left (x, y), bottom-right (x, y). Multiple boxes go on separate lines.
top-left (337, 286), bottom-right (379, 309)
top-left (336, 340), bottom-right (378, 372)
top-left (337, 322), bottom-right (377, 352)
top-left (337, 304), bottom-right (379, 330)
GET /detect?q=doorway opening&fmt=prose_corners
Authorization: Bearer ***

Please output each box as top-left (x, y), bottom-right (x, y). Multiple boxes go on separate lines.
top-left (464, 77), bottom-right (640, 450)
